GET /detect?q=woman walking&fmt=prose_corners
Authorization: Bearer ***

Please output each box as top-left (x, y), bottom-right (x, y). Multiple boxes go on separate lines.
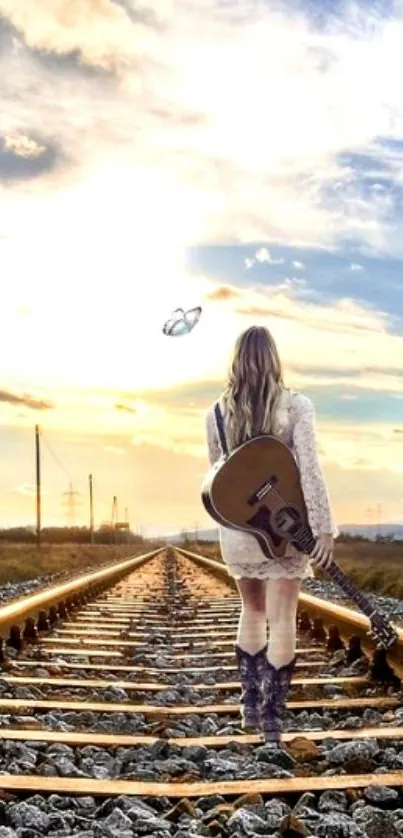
top-left (205, 326), bottom-right (338, 742)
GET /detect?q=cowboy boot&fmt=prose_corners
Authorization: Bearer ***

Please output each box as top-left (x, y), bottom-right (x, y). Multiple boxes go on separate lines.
top-left (235, 644), bottom-right (268, 732)
top-left (260, 656), bottom-right (296, 743)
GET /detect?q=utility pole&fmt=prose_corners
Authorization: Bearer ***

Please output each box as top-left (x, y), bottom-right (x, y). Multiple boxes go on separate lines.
top-left (377, 503), bottom-right (382, 539)
top-left (89, 474), bottom-right (94, 544)
top-left (35, 425), bottom-right (41, 549)
top-left (112, 496), bottom-right (118, 543)
top-left (366, 506), bottom-right (373, 540)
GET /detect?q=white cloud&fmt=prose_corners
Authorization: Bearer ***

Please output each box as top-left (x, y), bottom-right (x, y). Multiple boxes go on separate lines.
top-left (319, 422), bottom-right (403, 475)
top-left (2, 1), bottom-right (403, 251)
top-left (276, 276), bottom-right (307, 294)
top-left (4, 134), bottom-right (45, 158)
top-left (350, 262), bottom-right (364, 271)
top-left (255, 248), bottom-right (285, 265)
top-left (130, 431), bottom-right (203, 458)
top-left (244, 248), bottom-right (285, 269)
top-left (0, 0), bottom-right (155, 73)
top-left (292, 260), bottom-right (305, 270)
top-left (11, 483), bottom-right (49, 496)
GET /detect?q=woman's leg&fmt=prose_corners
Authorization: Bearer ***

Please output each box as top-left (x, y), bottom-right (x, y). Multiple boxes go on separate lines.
top-left (236, 578), bottom-right (268, 653)
top-left (265, 578), bottom-right (301, 666)
top-left (261, 577), bottom-right (302, 742)
top-left (234, 578), bottom-right (268, 731)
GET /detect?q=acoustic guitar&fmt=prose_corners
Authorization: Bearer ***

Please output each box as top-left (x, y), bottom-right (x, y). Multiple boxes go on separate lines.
top-left (201, 433), bottom-right (397, 650)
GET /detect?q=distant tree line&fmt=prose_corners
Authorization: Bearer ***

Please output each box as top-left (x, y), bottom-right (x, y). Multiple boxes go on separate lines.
top-left (181, 531), bottom-right (403, 545)
top-left (336, 531), bottom-right (402, 543)
top-left (0, 526), bottom-right (148, 545)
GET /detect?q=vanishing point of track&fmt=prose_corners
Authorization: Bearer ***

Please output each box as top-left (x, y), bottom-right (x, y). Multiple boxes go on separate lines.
top-left (1, 545), bottom-right (403, 815)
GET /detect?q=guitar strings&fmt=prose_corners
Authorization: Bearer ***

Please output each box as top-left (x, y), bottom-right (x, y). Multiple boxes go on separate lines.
top-left (261, 483), bottom-right (310, 549)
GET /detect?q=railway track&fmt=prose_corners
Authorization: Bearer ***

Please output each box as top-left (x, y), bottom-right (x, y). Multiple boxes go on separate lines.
top-left (0, 545), bottom-right (403, 836)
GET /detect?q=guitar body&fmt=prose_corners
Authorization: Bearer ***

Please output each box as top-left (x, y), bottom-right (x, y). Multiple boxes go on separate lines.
top-left (201, 435), bottom-right (314, 560)
top-left (201, 431), bottom-right (398, 650)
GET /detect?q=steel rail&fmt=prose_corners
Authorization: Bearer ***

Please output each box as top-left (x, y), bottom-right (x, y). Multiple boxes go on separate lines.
top-left (175, 544), bottom-right (403, 679)
top-left (0, 544), bottom-right (403, 807)
top-left (0, 546), bottom-right (163, 652)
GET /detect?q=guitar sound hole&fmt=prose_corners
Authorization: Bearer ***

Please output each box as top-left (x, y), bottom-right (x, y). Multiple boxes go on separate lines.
top-left (246, 506), bottom-right (283, 547)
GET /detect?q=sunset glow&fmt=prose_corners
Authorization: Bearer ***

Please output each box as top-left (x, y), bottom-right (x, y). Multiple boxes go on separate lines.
top-left (1, 0), bottom-right (402, 535)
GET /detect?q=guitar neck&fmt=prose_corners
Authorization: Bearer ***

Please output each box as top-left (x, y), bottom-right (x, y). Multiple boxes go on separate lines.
top-left (322, 560), bottom-right (378, 621)
top-left (295, 528), bottom-right (376, 621)
top-left (293, 524), bottom-right (396, 648)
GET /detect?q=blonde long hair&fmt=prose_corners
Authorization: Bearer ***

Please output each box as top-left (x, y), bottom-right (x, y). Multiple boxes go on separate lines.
top-left (222, 326), bottom-right (285, 449)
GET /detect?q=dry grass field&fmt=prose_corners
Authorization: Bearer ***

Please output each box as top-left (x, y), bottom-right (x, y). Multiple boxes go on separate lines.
top-left (0, 541), bottom-right (163, 589)
top-left (1, 537), bottom-right (402, 602)
top-left (185, 538), bottom-right (403, 598)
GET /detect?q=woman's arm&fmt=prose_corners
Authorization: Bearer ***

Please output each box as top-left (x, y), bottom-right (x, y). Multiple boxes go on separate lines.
top-left (291, 394), bottom-right (338, 538)
top-left (205, 408), bottom-right (222, 466)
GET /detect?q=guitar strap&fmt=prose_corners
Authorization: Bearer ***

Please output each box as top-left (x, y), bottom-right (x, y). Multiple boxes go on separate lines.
top-left (214, 389), bottom-right (294, 459)
top-left (214, 402), bottom-right (229, 457)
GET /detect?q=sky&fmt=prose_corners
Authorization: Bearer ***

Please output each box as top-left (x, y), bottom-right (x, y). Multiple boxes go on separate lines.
top-left (0, 0), bottom-right (402, 536)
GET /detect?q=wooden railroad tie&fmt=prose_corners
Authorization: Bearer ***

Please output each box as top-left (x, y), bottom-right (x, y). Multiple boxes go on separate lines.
top-left (0, 696), bottom-right (399, 714)
top-left (7, 659), bottom-right (324, 673)
top-left (0, 725), bottom-right (403, 748)
top-left (0, 673), bottom-right (369, 690)
top-left (2, 773), bottom-right (403, 798)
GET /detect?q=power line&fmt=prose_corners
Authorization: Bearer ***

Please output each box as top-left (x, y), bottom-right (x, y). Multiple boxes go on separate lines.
top-left (40, 431), bottom-right (71, 481)
top-left (40, 430), bottom-right (82, 526)
top-left (35, 428), bottom-right (128, 536)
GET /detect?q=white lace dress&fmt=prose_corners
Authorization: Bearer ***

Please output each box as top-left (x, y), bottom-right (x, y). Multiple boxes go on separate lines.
top-left (205, 388), bottom-right (338, 580)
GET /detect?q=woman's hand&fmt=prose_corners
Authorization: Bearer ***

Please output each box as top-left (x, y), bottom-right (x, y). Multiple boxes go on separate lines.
top-left (309, 534), bottom-right (334, 570)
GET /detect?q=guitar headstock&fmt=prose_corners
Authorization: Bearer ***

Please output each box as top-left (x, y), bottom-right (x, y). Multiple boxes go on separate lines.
top-left (367, 614), bottom-right (398, 649)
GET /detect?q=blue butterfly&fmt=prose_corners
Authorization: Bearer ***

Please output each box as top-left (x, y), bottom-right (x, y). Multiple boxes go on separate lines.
top-left (162, 306), bottom-right (202, 336)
